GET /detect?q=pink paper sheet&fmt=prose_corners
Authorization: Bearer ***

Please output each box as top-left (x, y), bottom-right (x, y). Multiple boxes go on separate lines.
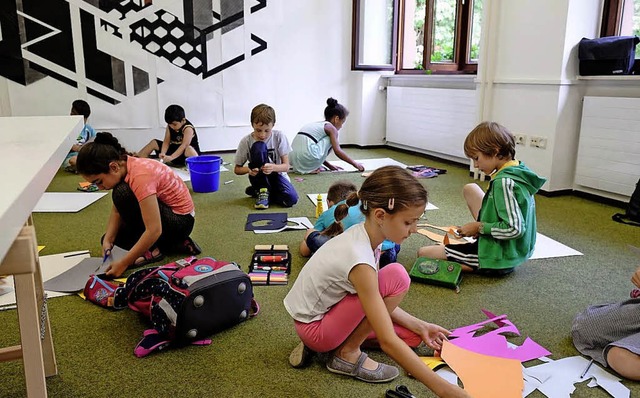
top-left (448, 310), bottom-right (551, 362)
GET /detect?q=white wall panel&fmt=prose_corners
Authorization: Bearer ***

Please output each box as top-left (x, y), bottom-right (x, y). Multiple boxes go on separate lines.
top-left (576, 96), bottom-right (640, 196)
top-left (386, 86), bottom-right (476, 163)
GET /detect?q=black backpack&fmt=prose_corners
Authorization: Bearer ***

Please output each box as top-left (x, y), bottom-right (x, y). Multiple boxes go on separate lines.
top-left (578, 36), bottom-right (639, 75)
top-left (613, 179), bottom-right (640, 226)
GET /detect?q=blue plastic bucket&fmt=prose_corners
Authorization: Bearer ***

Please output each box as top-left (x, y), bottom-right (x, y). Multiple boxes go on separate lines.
top-left (186, 155), bottom-right (221, 193)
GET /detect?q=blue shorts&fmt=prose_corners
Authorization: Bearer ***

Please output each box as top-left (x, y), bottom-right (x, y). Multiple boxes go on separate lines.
top-left (306, 231), bottom-right (330, 254)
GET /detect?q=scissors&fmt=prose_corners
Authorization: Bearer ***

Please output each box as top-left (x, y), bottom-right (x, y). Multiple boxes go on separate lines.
top-left (98, 248), bottom-right (112, 271)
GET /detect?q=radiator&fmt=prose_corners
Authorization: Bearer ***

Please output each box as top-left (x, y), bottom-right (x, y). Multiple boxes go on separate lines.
top-left (385, 86), bottom-right (476, 162)
top-left (575, 96), bottom-right (640, 196)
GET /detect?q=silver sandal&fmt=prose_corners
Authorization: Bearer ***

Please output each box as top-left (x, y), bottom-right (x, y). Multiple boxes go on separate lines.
top-left (326, 352), bottom-right (399, 383)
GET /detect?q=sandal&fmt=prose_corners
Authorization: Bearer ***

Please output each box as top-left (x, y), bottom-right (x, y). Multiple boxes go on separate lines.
top-left (134, 249), bottom-right (165, 267)
top-left (326, 352), bottom-right (399, 383)
top-left (181, 237), bottom-right (202, 255)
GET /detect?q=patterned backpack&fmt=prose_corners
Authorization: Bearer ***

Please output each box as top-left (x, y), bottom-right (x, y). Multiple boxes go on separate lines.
top-left (84, 256), bottom-right (259, 357)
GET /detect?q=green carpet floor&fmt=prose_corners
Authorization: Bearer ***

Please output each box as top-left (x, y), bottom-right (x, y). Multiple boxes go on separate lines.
top-left (1, 147), bottom-right (639, 397)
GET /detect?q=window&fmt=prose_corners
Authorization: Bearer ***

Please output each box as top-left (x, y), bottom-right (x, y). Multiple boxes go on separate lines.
top-left (601, 0), bottom-right (640, 39)
top-left (398, 0), bottom-right (482, 73)
top-left (352, 0), bottom-right (482, 73)
top-left (352, 0), bottom-right (399, 70)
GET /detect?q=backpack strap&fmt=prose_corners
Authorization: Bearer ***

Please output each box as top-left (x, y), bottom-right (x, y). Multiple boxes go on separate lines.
top-left (133, 328), bottom-right (211, 358)
top-left (249, 298), bottom-right (260, 317)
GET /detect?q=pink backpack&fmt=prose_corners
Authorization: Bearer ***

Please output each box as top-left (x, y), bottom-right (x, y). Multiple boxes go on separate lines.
top-left (84, 257), bottom-right (259, 357)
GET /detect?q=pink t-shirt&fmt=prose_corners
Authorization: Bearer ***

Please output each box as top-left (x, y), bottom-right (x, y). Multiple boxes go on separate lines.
top-left (124, 157), bottom-right (194, 215)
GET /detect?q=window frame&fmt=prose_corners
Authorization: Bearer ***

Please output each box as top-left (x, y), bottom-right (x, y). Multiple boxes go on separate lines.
top-left (351, 0), bottom-right (399, 71)
top-left (351, 0), bottom-right (480, 74)
top-left (396, 0), bottom-right (479, 74)
top-left (601, 0), bottom-right (623, 36)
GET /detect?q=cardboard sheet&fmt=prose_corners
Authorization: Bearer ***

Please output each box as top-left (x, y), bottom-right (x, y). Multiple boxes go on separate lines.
top-left (253, 217), bottom-right (313, 234)
top-left (441, 340), bottom-right (524, 397)
top-left (245, 213), bottom-right (289, 231)
top-left (449, 312), bottom-right (551, 363)
top-left (43, 246), bottom-right (128, 293)
top-left (33, 192), bottom-right (108, 213)
top-left (529, 233), bottom-right (583, 259)
top-left (523, 356), bottom-right (630, 398)
top-left (174, 164), bottom-right (229, 182)
top-left (417, 223), bottom-right (581, 259)
top-left (326, 157), bottom-right (408, 172)
top-left (0, 250), bottom-right (91, 306)
top-left (417, 229), bottom-right (469, 245)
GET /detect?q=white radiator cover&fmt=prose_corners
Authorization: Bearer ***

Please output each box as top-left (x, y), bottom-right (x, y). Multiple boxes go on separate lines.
top-left (385, 86), bottom-right (476, 162)
top-left (575, 96), bottom-right (640, 196)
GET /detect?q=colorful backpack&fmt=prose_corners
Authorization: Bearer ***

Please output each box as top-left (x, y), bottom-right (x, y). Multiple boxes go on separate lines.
top-left (84, 257), bottom-right (259, 357)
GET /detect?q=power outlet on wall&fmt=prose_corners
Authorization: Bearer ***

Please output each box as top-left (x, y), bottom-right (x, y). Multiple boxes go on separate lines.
top-left (514, 134), bottom-right (527, 146)
top-left (530, 136), bottom-right (547, 149)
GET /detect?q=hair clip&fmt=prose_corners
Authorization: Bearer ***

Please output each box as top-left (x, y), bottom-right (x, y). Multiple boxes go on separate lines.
top-left (388, 198), bottom-right (395, 210)
top-left (362, 200), bottom-right (368, 210)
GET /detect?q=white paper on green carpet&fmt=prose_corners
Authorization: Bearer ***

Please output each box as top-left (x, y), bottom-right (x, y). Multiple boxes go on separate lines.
top-left (174, 165), bottom-right (229, 182)
top-left (34, 192), bottom-right (108, 213)
top-left (0, 250), bottom-right (90, 306)
top-left (254, 217), bottom-right (314, 234)
top-left (530, 233), bottom-right (582, 260)
top-left (328, 157), bottom-right (407, 172)
top-left (306, 193), bottom-right (438, 211)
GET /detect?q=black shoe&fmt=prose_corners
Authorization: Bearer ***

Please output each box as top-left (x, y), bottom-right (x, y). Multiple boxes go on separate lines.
top-left (385, 385), bottom-right (415, 398)
top-left (245, 186), bottom-right (257, 197)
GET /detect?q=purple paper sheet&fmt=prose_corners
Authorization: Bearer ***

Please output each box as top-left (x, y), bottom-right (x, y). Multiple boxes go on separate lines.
top-left (449, 310), bottom-right (551, 362)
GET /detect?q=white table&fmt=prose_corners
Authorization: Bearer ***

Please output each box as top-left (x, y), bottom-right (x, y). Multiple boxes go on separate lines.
top-left (0, 116), bottom-right (82, 397)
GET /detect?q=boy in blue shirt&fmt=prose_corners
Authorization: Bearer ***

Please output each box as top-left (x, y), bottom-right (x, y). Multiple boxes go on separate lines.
top-left (63, 99), bottom-right (96, 172)
top-left (234, 104), bottom-right (298, 209)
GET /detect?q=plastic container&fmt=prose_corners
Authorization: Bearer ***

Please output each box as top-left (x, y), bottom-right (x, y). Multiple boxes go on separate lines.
top-left (186, 155), bottom-right (221, 193)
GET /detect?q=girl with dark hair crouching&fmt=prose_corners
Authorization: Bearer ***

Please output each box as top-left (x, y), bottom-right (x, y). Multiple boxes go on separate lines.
top-left (77, 132), bottom-right (201, 277)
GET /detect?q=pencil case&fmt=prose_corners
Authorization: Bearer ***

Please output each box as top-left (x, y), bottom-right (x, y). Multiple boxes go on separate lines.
top-left (247, 269), bottom-right (288, 285)
top-left (409, 257), bottom-right (462, 291)
top-left (251, 244), bottom-right (291, 274)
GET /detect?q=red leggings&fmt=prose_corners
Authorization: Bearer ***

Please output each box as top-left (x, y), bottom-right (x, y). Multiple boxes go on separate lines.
top-left (293, 262), bottom-right (422, 353)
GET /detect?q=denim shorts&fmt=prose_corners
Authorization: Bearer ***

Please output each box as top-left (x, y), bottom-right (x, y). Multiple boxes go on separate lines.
top-left (306, 231), bottom-right (331, 254)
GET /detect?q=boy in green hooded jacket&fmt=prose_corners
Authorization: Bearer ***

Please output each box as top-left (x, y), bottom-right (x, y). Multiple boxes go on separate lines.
top-left (418, 121), bottom-right (546, 275)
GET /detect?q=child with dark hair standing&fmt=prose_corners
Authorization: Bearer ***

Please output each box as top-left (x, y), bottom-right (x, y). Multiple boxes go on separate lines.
top-left (418, 121), bottom-right (546, 275)
top-left (234, 103), bottom-right (298, 209)
top-left (63, 99), bottom-right (96, 172)
top-left (136, 104), bottom-right (200, 165)
top-left (284, 166), bottom-right (469, 397)
top-left (290, 98), bottom-right (364, 174)
top-left (77, 132), bottom-right (201, 278)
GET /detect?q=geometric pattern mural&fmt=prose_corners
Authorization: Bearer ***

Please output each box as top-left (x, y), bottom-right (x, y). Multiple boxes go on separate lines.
top-left (0, 0), bottom-right (269, 104)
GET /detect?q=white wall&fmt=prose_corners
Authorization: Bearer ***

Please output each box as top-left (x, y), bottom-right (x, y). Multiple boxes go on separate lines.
top-left (476, 0), bottom-right (618, 193)
top-left (3, 0), bottom-right (638, 200)
top-left (0, 1), bottom-right (380, 153)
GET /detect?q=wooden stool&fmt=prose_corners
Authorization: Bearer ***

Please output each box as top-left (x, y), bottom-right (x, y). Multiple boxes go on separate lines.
top-left (0, 217), bottom-right (57, 397)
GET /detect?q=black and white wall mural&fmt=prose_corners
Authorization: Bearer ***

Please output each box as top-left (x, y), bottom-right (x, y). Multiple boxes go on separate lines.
top-left (0, 0), bottom-right (278, 134)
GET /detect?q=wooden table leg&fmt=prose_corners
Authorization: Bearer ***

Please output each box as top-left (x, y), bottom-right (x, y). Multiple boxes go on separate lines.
top-left (0, 218), bottom-right (57, 397)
